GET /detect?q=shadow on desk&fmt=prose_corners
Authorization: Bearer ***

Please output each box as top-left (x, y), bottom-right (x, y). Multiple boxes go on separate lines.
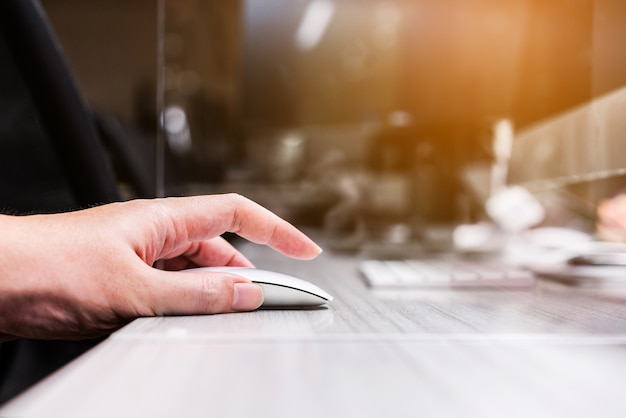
top-left (0, 338), bottom-right (104, 405)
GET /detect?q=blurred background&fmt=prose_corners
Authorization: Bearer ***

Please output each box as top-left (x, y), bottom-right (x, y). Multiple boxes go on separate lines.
top-left (3, 0), bottom-right (626, 405)
top-left (33, 0), bottom-right (626, 248)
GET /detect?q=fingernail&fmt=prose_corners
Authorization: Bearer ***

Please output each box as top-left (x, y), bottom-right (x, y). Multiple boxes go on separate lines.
top-left (232, 283), bottom-right (264, 311)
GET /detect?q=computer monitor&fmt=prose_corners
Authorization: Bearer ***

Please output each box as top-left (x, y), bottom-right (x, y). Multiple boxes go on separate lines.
top-left (507, 0), bottom-right (626, 232)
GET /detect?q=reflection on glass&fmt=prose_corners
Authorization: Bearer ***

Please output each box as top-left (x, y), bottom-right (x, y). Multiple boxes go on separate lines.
top-left (157, 0), bottom-right (626, 249)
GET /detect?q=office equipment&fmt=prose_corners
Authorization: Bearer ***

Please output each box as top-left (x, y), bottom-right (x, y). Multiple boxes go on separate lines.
top-left (359, 0), bottom-right (626, 288)
top-left (359, 77), bottom-right (626, 287)
top-left (507, 83), bottom-right (626, 283)
top-left (187, 267), bottom-right (333, 307)
top-left (360, 258), bottom-right (535, 289)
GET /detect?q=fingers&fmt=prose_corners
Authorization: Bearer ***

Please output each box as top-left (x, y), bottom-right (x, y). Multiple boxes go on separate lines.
top-left (145, 268), bottom-right (264, 315)
top-left (159, 236), bottom-right (255, 270)
top-left (597, 223), bottom-right (626, 242)
top-left (205, 237), bottom-right (255, 266)
top-left (597, 195), bottom-right (626, 241)
top-left (158, 194), bottom-right (322, 260)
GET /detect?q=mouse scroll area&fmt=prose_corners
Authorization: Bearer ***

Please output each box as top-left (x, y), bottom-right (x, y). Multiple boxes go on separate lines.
top-left (254, 282), bottom-right (330, 307)
top-left (184, 267), bottom-right (333, 308)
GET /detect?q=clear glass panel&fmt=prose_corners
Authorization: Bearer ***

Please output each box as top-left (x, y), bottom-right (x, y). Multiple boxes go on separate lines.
top-left (157, 0), bottom-right (626, 243)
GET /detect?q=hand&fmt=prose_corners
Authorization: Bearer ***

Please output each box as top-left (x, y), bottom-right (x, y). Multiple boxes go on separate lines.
top-left (0, 194), bottom-right (322, 340)
top-left (597, 194), bottom-right (626, 242)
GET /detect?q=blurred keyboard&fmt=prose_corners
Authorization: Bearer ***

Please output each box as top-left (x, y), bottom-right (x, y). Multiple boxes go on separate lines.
top-left (359, 259), bottom-right (535, 288)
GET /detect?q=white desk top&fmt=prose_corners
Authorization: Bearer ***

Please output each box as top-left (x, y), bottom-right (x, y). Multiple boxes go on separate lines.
top-left (3, 237), bottom-right (626, 417)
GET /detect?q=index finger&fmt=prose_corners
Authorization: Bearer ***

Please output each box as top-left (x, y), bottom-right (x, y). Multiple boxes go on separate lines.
top-left (159, 194), bottom-right (323, 260)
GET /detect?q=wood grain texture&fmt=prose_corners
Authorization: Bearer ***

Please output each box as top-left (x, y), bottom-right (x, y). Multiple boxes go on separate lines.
top-left (3, 237), bottom-right (626, 417)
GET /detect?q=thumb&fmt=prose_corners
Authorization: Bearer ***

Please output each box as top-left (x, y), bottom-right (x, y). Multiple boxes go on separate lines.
top-left (143, 269), bottom-right (264, 315)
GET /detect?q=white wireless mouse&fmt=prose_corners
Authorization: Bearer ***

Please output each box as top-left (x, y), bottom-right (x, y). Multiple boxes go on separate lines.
top-left (187, 267), bottom-right (333, 308)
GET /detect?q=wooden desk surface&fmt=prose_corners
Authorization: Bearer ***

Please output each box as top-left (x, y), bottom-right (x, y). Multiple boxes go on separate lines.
top-left (3, 238), bottom-right (626, 417)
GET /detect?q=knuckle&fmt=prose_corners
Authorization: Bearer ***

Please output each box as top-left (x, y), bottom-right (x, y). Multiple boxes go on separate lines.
top-left (199, 276), bottom-right (233, 313)
top-left (225, 192), bottom-right (246, 204)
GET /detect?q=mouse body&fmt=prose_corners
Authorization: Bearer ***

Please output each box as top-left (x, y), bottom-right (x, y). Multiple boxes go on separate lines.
top-left (187, 267), bottom-right (333, 307)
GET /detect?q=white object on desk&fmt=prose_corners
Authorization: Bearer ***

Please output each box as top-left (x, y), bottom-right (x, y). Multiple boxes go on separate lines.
top-left (187, 266), bottom-right (333, 307)
top-left (531, 262), bottom-right (626, 286)
top-left (486, 185), bottom-right (546, 233)
top-left (359, 259), bottom-right (535, 288)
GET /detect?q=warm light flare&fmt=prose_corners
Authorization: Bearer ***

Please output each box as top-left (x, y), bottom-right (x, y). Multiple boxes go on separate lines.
top-left (295, 0), bottom-right (335, 51)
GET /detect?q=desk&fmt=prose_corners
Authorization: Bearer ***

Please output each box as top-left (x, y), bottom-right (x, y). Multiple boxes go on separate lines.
top-left (3, 237), bottom-right (626, 417)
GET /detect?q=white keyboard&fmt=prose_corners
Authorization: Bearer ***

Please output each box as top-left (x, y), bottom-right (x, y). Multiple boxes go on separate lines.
top-left (359, 259), bottom-right (535, 288)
